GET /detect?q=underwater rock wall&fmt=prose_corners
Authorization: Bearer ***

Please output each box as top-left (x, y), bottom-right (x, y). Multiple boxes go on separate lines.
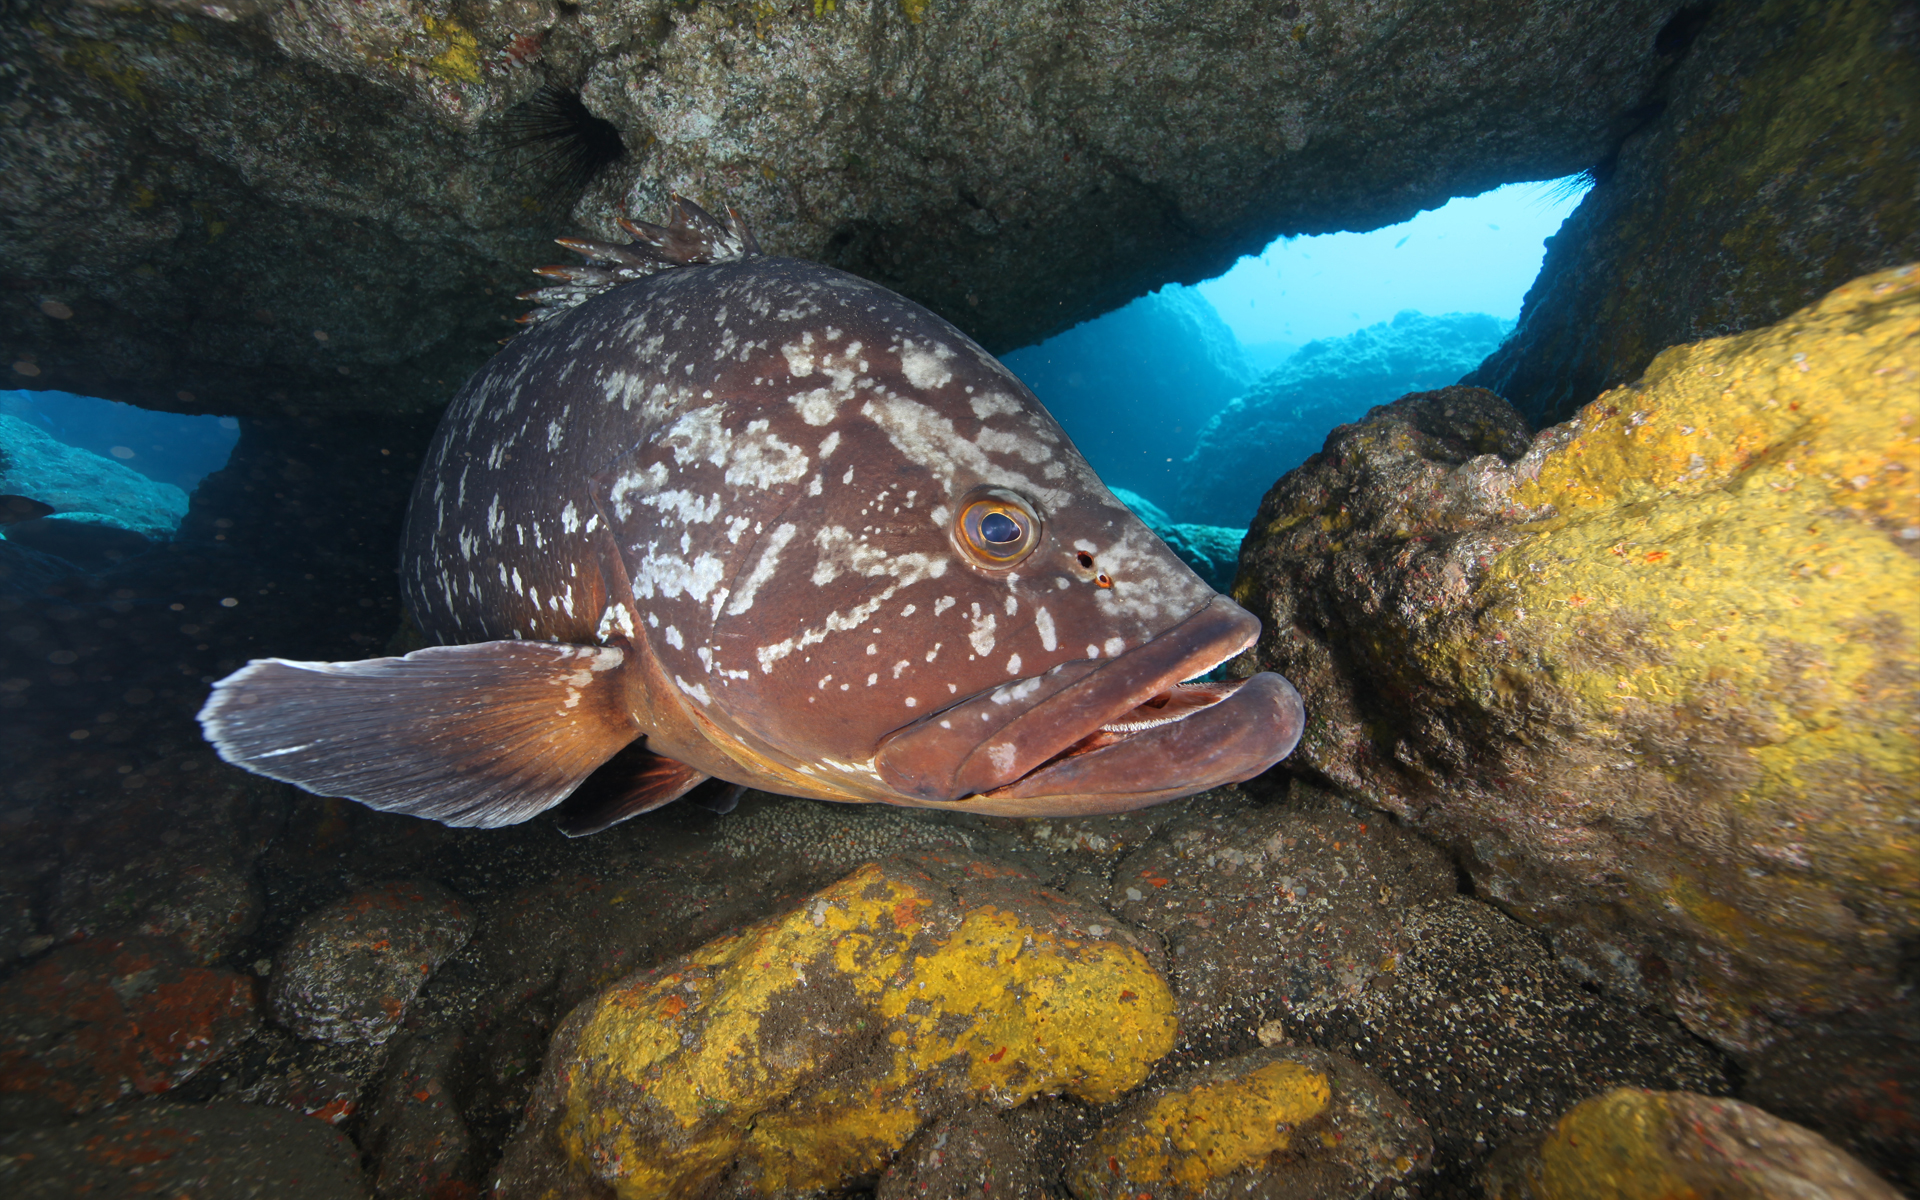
top-left (1002, 287), bottom-right (1252, 509)
top-left (1232, 264), bottom-right (1920, 1057)
top-left (1182, 311), bottom-right (1512, 527)
top-left (1467, 0), bottom-right (1920, 427)
top-left (1, 0), bottom-right (1685, 419)
top-left (0, 414), bottom-right (188, 539)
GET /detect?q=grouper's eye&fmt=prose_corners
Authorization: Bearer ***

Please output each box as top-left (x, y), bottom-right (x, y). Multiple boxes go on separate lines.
top-left (954, 489), bottom-right (1040, 570)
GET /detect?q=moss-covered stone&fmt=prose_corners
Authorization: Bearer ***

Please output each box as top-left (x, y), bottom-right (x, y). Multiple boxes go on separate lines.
top-left (1064, 1046), bottom-right (1430, 1199)
top-left (1469, 0), bottom-right (1920, 427)
top-left (494, 852), bottom-right (1176, 1198)
top-left (1479, 1087), bottom-right (1903, 1200)
top-left (1236, 263), bottom-right (1920, 1054)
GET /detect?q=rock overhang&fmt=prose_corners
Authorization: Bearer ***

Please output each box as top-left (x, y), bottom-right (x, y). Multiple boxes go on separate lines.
top-left (1, 0), bottom-right (1691, 420)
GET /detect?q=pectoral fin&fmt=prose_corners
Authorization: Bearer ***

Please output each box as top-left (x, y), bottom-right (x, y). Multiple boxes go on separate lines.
top-left (197, 641), bottom-right (641, 828)
top-left (552, 742), bottom-right (711, 837)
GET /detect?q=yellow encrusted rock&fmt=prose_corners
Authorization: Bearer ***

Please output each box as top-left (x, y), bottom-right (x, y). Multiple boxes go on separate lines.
top-left (1065, 1046), bottom-right (1431, 1199)
top-left (1480, 1087), bottom-right (1903, 1200)
top-left (493, 852), bottom-right (1176, 1198)
top-left (1236, 263), bottom-right (1920, 1054)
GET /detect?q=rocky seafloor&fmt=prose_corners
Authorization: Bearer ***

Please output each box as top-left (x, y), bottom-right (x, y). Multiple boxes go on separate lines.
top-left (2, 0), bottom-right (1916, 1195)
top-left (1, 263), bottom-right (1915, 1199)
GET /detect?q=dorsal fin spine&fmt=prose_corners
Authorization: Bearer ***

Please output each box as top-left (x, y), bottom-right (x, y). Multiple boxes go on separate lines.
top-left (516, 195), bottom-right (762, 328)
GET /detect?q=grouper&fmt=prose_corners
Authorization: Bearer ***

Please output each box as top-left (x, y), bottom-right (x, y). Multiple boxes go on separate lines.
top-left (198, 199), bottom-right (1305, 835)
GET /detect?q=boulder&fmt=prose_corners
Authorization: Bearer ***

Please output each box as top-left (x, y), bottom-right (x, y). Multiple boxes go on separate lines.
top-left (1182, 311), bottom-right (1513, 526)
top-left (1739, 1025), bottom-right (1920, 1194)
top-left (1234, 264), bottom-right (1920, 1053)
top-left (494, 852), bottom-right (1177, 1197)
top-left (1467, 0), bottom-right (1920, 427)
top-left (360, 1031), bottom-right (474, 1200)
top-left (46, 772), bottom-right (279, 965)
top-left (268, 879), bottom-right (474, 1046)
top-left (2, 0), bottom-right (1686, 418)
top-left (0, 935), bottom-right (259, 1114)
top-left (0, 413), bottom-right (187, 538)
top-left (1479, 1087), bottom-right (1904, 1200)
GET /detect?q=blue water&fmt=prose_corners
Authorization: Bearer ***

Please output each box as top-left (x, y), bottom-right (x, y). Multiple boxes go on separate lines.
top-left (1004, 177), bottom-right (1591, 526)
top-left (2, 390), bottom-right (240, 498)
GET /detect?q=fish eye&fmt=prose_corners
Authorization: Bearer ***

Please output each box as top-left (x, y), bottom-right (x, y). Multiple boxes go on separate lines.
top-left (953, 489), bottom-right (1040, 569)
top-left (978, 512), bottom-right (1020, 543)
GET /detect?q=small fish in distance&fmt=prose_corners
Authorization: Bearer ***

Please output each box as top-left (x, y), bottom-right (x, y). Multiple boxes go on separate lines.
top-left (198, 198), bottom-right (1305, 835)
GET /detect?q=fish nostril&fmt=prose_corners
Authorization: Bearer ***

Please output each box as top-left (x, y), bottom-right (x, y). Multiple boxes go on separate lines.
top-left (1076, 551), bottom-right (1094, 568)
top-left (1095, 573), bottom-right (1112, 588)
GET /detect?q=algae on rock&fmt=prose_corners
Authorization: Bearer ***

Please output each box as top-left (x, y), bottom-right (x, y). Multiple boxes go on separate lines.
top-left (1235, 263), bottom-right (1920, 1054)
top-left (1479, 1087), bottom-right (1904, 1200)
top-left (495, 853), bottom-right (1177, 1197)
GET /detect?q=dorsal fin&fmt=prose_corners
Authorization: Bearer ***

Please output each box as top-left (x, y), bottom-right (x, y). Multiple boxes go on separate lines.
top-left (516, 195), bottom-right (760, 328)
top-left (198, 641), bottom-right (642, 828)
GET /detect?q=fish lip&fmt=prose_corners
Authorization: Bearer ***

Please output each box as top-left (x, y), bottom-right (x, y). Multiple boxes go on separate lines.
top-left (874, 594), bottom-right (1278, 802)
top-left (974, 671), bottom-right (1304, 811)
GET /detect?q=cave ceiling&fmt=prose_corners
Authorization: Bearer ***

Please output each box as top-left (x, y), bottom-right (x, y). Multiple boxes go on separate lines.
top-left (0, 0), bottom-right (1689, 419)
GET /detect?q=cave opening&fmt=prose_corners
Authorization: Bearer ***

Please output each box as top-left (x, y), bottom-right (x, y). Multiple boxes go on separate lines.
top-left (1002, 173), bottom-right (1594, 539)
top-left (0, 390), bottom-right (240, 571)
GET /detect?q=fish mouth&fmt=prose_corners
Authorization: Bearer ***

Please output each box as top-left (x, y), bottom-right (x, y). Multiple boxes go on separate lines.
top-left (874, 595), bottom-right (1304, 815)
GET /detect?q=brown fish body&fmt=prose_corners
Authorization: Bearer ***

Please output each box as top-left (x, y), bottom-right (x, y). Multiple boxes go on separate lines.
top-left (201, 203), bottom-right (1303, 831)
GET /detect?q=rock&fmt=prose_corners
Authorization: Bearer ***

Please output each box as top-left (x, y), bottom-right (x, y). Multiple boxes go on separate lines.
top-left (1110, 487), bottom-right (1248, 592)
top-left (361, 1031), bottom-right (475, 1200)
top-left (1297, 897), bottom-right (1729, 1193)
top-left (1160, 522), bottom-right (1246, 593)
top-left (50, 850), bottom-right (261, 965)
top-left (0, 538), bottom-right (77, 596)
top-left (269, 879), bottom-right (474, 1047)
top-left (46, 773), bottom-right (279, 964)
top-left (1740, 1027), bottom-right (1920, 1194)
top-left (1002, 287), bottom-right (1254, 507)
top-left (876, 1109), bottom-right (1046, 1200)
top-left (1064, 1046), bottom-right (1431, 1199)
top-left (1236, 264), bottom-right (1920, 1053)
top-left (1466, 0), bottom-right (1920, 428)
top-left (0, 1100), bottom-right (369, 1200)
top-left (1183, 311), bottom-right (1514, 526)
top-left (1478, 1087), bottom-right (1905, 1200)
top-left (494, 852), bottom-right (1177, 1197)
top-left (1102, 781), bottom-right (1457, 1059)
top-left (2, 0), bottom-right (1683, 418)
top-left (0, 935), bottom-right (259, 1113)
top-left (0, 413), bottom-right (187, 538)
top-left (233, 1062), bottom-right (365, 1130)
